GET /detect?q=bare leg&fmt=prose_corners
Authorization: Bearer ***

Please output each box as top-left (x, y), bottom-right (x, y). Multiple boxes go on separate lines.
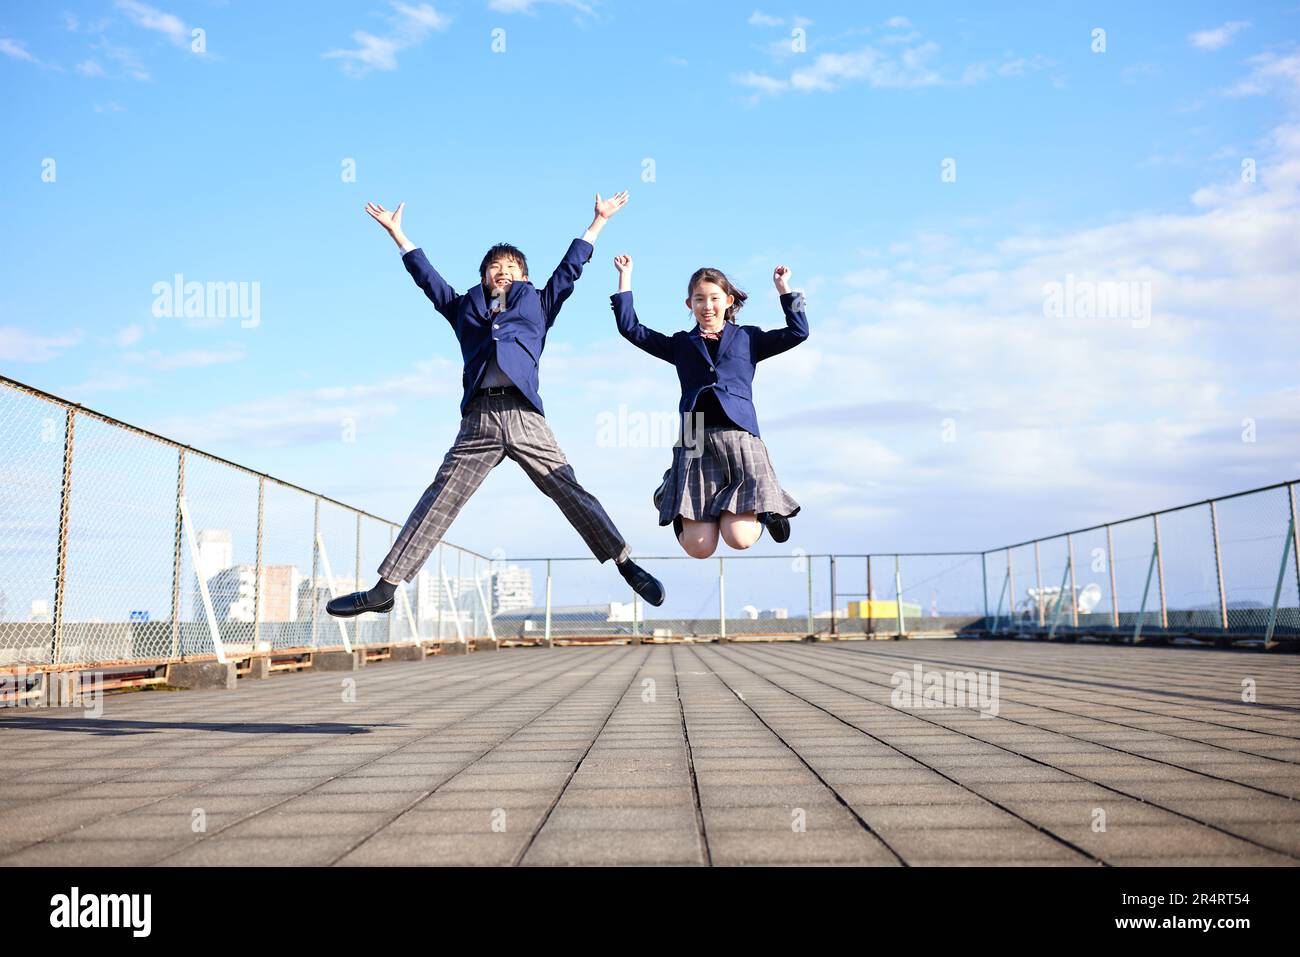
top-left (678, 517), bottom-right (719, 558)
top-left (720, 510), bottom-right (763, 550)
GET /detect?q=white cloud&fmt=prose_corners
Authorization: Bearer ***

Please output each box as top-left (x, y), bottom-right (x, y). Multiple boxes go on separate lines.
top-left (886, 15), bottom-right (912, 29)
top-left (93, 39), bottom-right (150, 80)
top-left (739, 29), bottom-right (1052, 99)
top-left (789, 41), bottom-right (943, 92)
top-left (0, 327), bottom-right (83, 362)
top-left (0, 38), bottom-right (45, 66)
top-left (123, 347), bottom-right (246, 370)
top-left (114, 0), bottom-right (190, 47)
top-left (1188, 20), bottom-right (1249, 51)
top-left (115, 324), bottom-right (145, 347)
top-left (760, 120), bottom-right (1300, 523)
top-left (735, 70), bottom-right (789, 95)
top-left (325, 2), bottom-right (451, 77)
top-left (1224, 49), bottom-right (1300, 100)
top-left (146, 356), bottom-right (463, 449)
top-left (749, 11), bottom-right (783, 27)
top-left (487, 0), bottom-right (595, 15)
top-left (76, 59), bottom-right (105, 77)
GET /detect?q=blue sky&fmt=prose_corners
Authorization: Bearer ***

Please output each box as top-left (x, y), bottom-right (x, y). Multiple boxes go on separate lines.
top-left (2, 0), bottom-right (1298, 590)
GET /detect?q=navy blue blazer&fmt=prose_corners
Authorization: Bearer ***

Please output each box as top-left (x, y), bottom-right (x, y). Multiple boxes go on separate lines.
top-left (401, 238), bottom-right (594, 417)
top-left (611, 290), bottom-right (809, 439)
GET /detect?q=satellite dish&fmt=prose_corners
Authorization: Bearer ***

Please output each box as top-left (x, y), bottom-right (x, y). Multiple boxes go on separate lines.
top-left (1078, 583), bottom-right (1102, 615)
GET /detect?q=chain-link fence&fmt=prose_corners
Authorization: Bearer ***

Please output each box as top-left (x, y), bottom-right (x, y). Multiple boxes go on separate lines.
top-left (3, 373), bottom-right (1297, 669)
top-left (0, 375), bottom-right (489, 668)
top-left (984, 483), bottom-right (1300, 644)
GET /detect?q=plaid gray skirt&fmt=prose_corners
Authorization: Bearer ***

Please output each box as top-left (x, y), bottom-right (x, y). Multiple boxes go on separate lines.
top-left (654, 426), bottom-right (801, 526)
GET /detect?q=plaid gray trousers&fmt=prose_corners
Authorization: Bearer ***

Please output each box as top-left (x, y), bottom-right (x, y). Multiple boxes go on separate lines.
top-left (378, 390), bottom-right (631, 583)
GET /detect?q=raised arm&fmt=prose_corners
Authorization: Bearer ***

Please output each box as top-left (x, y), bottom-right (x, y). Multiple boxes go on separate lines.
top-left (610, 255), bottom-right (674, 362)
top-left (539, 190), bottom-right (629, 325)
top-left (366, 201), bottom-right (460, 327)
top-left (753, 265), bottom-right (810, 361)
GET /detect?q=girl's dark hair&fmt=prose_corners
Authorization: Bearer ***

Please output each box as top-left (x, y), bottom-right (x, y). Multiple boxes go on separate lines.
top-left (687, 267), bottom-right (747, 323)
top-left (479, 243), bottom-right (529, 281)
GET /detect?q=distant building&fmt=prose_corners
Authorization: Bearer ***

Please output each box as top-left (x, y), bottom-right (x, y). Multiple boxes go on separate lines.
top-left (492, 565), bottom-right (534, 614)
top-left (258, 565), bottom-right (302, 622)
top-left (414, 569), bottom-right (485, 621)
top-left (196, 529), bottom-right (232, 580)
top-left (759, 608), bottom-right (789, 620)
top-left (207, 565), bottom-right (256, 622)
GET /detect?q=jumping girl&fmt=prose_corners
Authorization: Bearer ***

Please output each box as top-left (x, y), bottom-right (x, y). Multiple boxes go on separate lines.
top-left (610, 255), bottom-right (807, 558)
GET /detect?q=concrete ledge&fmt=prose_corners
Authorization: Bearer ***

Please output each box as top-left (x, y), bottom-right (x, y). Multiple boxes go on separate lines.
top-left (440, 641), bottom-right (468, 657)
top-left (312, 651), bottom-right (362, 671)
top-left (167, 661), bottom-right (237, 691)
top-left (390, 645), bottom-right (426, 661)
top-left (242, 657), bottom-right (271, 680)
top-left (474, 638), bottom-right (499, 652)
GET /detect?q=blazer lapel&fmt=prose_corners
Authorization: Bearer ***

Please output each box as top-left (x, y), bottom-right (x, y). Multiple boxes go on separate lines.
top-left (714, 321), bottom-right (737, 361)
top-left (688, 325), bottom-right (714, 366)
top-left (466, 283), bottom-right (489, 322)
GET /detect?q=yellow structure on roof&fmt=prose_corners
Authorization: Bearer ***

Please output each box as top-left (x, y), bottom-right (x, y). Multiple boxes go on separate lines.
top-left (848, 599), bottom-right (923, 619)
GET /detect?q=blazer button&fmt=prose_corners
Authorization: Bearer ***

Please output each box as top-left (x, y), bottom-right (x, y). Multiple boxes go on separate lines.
top-left (708, 366), bottom-right (715, 371)
top-left (493, 323), bottom-right (500, 329)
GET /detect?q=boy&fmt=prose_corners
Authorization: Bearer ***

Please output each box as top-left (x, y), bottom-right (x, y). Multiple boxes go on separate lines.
top-left (327, 192), bottom-right (666, 617)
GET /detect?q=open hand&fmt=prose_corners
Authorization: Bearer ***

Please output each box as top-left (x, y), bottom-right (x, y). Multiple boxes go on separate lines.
top-left (595, 190), bottom-right (629, 221)
top-left (366, 201), bottom-right (405, 232)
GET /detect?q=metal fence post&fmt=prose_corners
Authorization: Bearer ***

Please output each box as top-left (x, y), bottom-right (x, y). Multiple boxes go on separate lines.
top-left (168, 445), bottom-right (184, 659)
top-left (1034, 540), bottom-right (1044, 627)
top-left (254, 475), bottom-right (264, 652)
top-left (310, 496), bottom-right (320, 649)
top-left (1265, 515), bottom-right (1295, 646)
top-left (866, 554), bottom-right (873, 638)
top-left (50, 407), bottom-right (76, 667)
top-left (1291, 484), bottom-right (1300, 612)
top-left (1106, 524), bottom-right (1119, 629)
top-left (981, 552), bottom-right (989, 629)
top-left (1007, 549), bottom-right (1017, 634)
top-left (894, 554), bottom-right (904, 637)
top-left (718, 557), bottom-right (727, 642)
top-left (354, 511), bottom-right (362, 648)
top-left (1066, 534), bottom-right (1078, 629)
top-left (805, 556), bottom-right (814, 637)
top-left (1210, 500), bottom-right (1229, 631)
top-left (1152, 513), bottom-right (1167, 631)
top-left (544, 558), bottom-right (552, 647)
top-left (829, 555), bottom-right (837, 638)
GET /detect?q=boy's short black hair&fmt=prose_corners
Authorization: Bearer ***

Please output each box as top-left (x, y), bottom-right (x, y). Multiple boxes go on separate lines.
top-left (479, 243), bottom-right (529, 281)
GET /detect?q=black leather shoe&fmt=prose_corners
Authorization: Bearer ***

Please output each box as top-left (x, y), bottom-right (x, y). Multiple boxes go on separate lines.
top-left (758, 512), bottom-right (791, 544)
top-left (617, 559), bottom-right (666, 607)
top-left (326, 590), bottom-right (394, 618)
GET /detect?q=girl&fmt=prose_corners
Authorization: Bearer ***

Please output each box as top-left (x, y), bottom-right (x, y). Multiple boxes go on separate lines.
top-left (610, 256), bottom-right (807, 558)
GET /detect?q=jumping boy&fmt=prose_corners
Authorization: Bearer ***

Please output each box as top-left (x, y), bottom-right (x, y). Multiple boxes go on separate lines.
top-left (326, 192), bottom-right (666, 617)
